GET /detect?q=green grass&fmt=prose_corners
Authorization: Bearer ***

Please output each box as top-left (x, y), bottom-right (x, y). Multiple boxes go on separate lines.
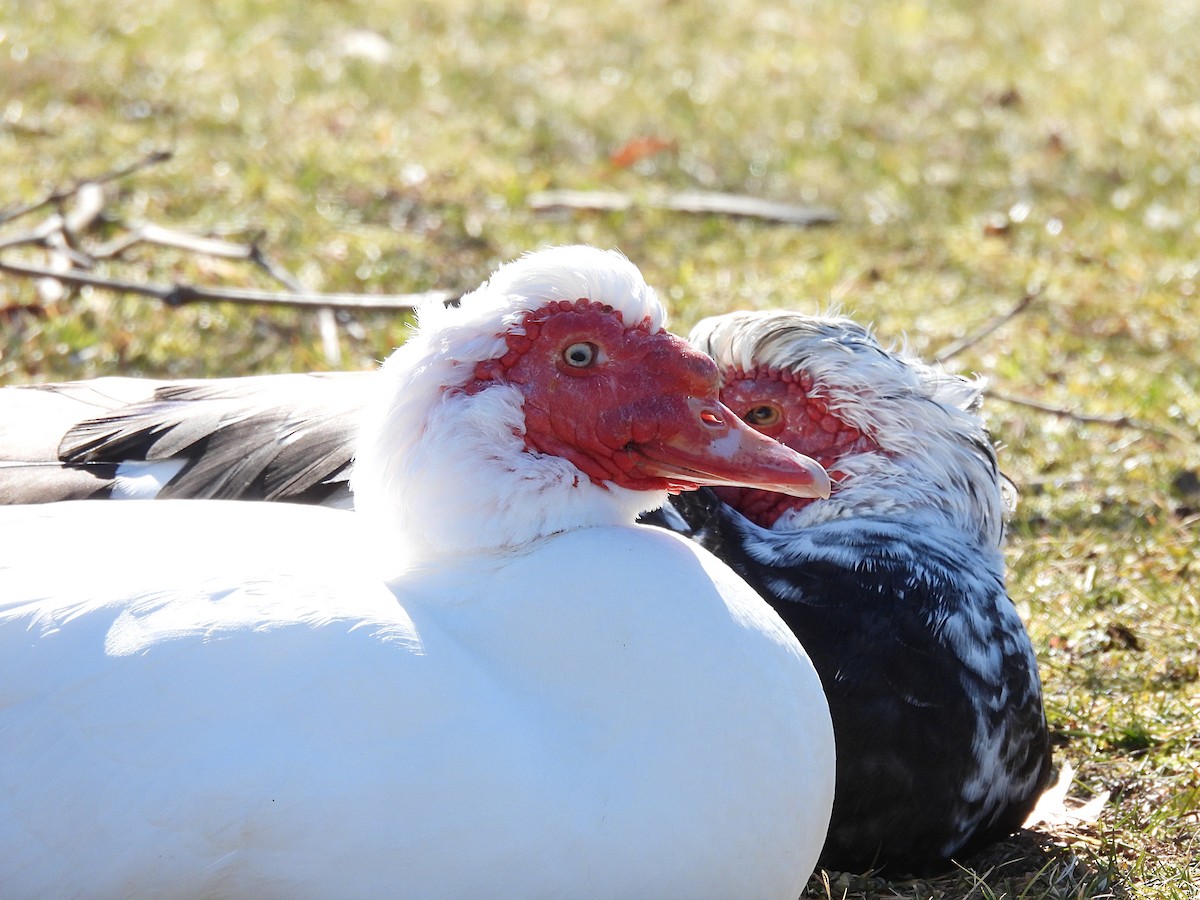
top-left (3, 0), bottom-right (1199, 895)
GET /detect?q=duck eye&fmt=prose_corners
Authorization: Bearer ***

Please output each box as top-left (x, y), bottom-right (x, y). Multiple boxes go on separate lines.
top-left (563, 342), bottom-right (598, 368)
top-left (744, 405), bottom-right (781, 427)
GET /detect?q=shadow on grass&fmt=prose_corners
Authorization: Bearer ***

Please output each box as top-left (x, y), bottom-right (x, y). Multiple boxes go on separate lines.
top-left (803, 827), bottom-right (1125, 900)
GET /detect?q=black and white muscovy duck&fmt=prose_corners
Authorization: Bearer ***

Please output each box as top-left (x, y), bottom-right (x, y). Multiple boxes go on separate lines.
top-left (648, 311), bottom-right (1052, 873)
top-left (0, 246), bottom-right (837, 897)
top-left (0, 304), bottom-right (1052, 874)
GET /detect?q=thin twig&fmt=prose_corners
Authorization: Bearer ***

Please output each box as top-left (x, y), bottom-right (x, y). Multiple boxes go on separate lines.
top-left (0, 228), bottom-right (93, 264)
top-left (90, 222), bottom-right (259, 261)
top-left (985, 388), bottom-right (1186, 440)
top-left (93, 224), bottom-right (342, 364)
top-left (60, 181), bottom-right (108, 236)
top-left (247, 234), bottom-right (304, 292)
top-left (0, 215), bottom-right (88, 253)
top-left (935, 292), bottom-right (1039, 363)
top-left (938, 297), bottom-right (1184, 441)
top-left (0, 149), bottom-right (172, 226)
top-left (0, 258), bottom-right (455, 310)
top-left (528, 189), bottom-right (839, 226)
top-left (240, 233), bottom-right (342, 364)
top-left (89, 225), bottom-right (349, 365)
top-left (37, 182), bottom-right (110, 305)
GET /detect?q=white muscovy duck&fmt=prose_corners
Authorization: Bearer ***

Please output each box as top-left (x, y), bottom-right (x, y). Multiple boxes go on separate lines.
top-left (0, 306), bottom-right (1051, 874)
top-left (0, 246), bottom-right (837, 898)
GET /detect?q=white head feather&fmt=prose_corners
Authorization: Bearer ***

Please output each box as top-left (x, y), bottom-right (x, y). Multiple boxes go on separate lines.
top-left (351, 246), bottom-right (669, 570)
top-left (689, 310), bottom-right (1008, 548)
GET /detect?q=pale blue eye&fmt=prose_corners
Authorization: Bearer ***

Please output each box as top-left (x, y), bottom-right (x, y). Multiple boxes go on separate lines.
top-left (563, 342), bottom-right (598, 368)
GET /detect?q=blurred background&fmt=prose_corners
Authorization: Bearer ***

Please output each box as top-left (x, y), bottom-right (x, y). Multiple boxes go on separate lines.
top-left (2, 1), bottom-right (1197, 895)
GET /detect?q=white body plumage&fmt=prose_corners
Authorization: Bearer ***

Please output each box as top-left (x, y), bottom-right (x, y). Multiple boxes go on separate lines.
top-left (0, 247), bottom-right (835, 897)
top-left (0, 500), bottom-right (832, 898)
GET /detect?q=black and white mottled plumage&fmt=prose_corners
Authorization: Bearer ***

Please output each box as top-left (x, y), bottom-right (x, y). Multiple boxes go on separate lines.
top-left (646, 311), bottom-right (1050, 872)
top-left (0, 310), bottom-right (1051, 873)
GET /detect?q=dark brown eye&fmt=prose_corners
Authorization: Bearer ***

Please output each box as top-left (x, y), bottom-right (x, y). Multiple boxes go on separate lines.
top-left (563, 342), bottom-right (598, 368)
top-left (744, 405), bottom-right (781, 427)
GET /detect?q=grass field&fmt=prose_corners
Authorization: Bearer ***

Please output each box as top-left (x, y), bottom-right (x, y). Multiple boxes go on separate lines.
top-left (2, 1), bottom-right (1198, 896)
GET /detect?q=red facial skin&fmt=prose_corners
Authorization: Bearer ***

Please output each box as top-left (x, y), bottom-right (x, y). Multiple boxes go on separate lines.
top-left (714, 367), bottom-right (881, 527)
top-left (464, 301), bottom-right (828, 498)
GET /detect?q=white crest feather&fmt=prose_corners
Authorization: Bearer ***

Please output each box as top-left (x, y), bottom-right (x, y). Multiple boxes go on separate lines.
top-left (689, 310), bottom-right (1008, 548)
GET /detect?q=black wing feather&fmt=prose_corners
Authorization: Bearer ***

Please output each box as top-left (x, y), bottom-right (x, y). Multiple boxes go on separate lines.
top-left (58, 373), bottom-right (367, 505)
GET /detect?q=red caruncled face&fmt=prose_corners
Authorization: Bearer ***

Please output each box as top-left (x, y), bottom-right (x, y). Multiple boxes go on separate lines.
top-left (465, 300), bottom-right (829, 499)
top-left (715, 366), bottom-right (880, 526)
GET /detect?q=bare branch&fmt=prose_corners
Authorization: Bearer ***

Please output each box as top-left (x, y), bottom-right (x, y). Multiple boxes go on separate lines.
top-left (90, 222), bottom-right (259, 261)
top-left (86, 223), bottom-right (313, 296)
top-left (985, 388), bottom-right (1187, 440)
top-left (62, 182), bottom-right (108, 234)
top-left (37, 182), bottom-right (110, 305)
top-left (239, 233), bottom-right (342, 364)
top-left (0, 214), bottom-right (86, 254)
top-left (661, 191), bottom-right (839, 226)
top-left (0, 228), bottom-right (93, 264)
top-left (86, 222), bottom-right (344, 363)
top-left (2, 171), bottom-right (433, 366)
top-left (528, 189), bottom-right (839, 227)
top-left (0, 258), bottom-right (456, 311)
top-left (246, 234), bottom-right (305, 293)
top-left (241, 234), bottom-right (343, 364)
top-left (0, 150), bottom-right (172, 227)
top-left (935, 292), bottom-right (1039, 363)
top-left (529, 190), bottom-right (632, 213)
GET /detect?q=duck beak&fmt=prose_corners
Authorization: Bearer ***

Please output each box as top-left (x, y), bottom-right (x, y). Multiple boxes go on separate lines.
top-left (627, 398), bottom-right (831, 498)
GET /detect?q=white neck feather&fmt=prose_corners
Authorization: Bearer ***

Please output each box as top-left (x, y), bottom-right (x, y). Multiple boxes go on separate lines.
top-left (781, 437), bottom-right (1004, 550)
top-left (353, 372), bottom-right (665, 569)
top-left (349, 246), bottom-right (669, 570)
